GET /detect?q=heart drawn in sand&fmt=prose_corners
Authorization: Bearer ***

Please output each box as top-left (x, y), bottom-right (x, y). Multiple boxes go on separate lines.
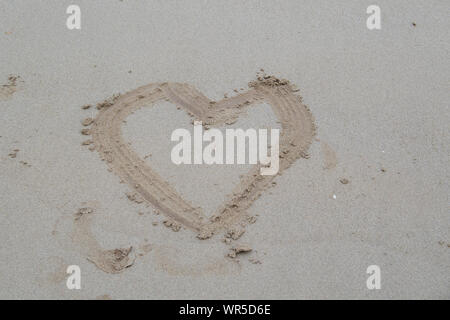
top-left (88, 75), bottom-right (315, 239)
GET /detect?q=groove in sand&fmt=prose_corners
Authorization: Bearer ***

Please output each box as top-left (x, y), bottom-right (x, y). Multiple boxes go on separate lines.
top-left (88, 76), bottom-right (316, 239)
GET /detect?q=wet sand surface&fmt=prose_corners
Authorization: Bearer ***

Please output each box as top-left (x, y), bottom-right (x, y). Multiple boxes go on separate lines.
top-left (0, 1), bottom-right (449, 299)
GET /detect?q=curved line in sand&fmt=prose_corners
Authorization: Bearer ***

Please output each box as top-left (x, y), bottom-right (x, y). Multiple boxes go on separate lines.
top-left (89, 77), bottom-right (316, 239)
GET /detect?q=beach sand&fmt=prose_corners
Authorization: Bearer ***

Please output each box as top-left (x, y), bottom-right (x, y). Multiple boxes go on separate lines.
top-left (0, 0), bottom-right (448, 299)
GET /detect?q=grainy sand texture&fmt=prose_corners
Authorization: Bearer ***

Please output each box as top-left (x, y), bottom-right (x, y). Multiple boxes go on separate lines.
top-left (0, 0), bottom-right (449, 299)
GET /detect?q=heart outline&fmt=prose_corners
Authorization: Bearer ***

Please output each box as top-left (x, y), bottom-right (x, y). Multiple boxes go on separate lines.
top-left (89, 77), bottom-right (315, 239)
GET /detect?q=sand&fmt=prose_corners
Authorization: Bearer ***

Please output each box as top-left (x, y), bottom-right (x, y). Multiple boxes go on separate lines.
top-left (0, 0), bottom-right (449, 299)
top-left (88, 75), bottom-right (315, 240)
